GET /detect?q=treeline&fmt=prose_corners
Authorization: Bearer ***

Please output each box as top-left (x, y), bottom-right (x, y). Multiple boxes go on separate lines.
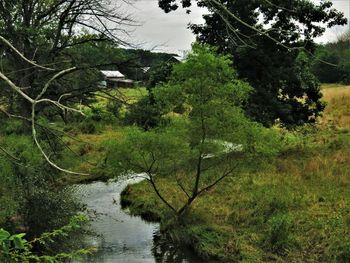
top-left (312, 32), bottom-right (350, 84)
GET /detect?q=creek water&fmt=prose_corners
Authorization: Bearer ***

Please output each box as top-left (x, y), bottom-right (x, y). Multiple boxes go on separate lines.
top-left (72, 177), bottom-right (203, 263)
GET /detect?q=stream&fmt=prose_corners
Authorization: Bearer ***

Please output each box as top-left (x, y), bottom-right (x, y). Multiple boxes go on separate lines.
top-left (72, 177), bottom-right (203, 263)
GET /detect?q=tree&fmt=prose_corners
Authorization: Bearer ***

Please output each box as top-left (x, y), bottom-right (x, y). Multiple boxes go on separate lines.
top-left (0, 0), bottom-right (133, 120)
top-left (107, 44), bottom-right (279, 218)
top-left (157, 0), bottom-right (346, 127)
top-left (312, 30), bottom-right (350, 84)
top-left (0, 36), bottom-right (89, 175)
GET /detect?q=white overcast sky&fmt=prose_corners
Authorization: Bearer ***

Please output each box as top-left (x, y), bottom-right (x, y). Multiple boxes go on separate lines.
top-left (120, 0), bottom-right (350, 54)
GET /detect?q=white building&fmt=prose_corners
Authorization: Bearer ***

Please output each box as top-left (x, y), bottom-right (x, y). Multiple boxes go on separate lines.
top-left (100, 70), bottom-right (134, 88)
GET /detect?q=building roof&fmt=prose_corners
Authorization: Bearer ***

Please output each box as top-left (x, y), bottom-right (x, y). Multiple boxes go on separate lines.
top-left (100, 70), bottom-right (124, 78)
top-left (141, 67), bottom-right (151, 73)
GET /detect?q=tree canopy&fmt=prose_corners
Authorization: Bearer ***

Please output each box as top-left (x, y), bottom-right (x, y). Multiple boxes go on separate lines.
top-left (0, 0), bottom-right (133, 119)
top-left (157, 0), bottom-right (347, 127)
top-left (312, 31), bottom-right (350, 84)
top-left (107, 44), bottom-right (280, 217)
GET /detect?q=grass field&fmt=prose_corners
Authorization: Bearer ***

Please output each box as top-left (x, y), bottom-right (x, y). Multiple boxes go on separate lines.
top-left (320, 84), bottom-right (350, 129)
top-left (120, 84), bottom-right (350, 262)
top-left (55, 84), bottom-right (350, 261)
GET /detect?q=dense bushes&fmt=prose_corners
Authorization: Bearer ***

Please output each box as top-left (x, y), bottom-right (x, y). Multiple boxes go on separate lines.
top-left (124, 96), bottom-right (166, 130)
top-left (0, 131), bottom-right (82, 240)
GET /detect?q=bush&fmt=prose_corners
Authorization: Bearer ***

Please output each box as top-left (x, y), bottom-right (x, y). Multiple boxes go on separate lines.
top-left (328, 242), bottom-right (350, 263)
top-left (0, 214), bottom-right (94, 263)
top-left (124, 96), bottom-right (167, 130)
top-left (0, 119), bottom-right (26, 135)
top-left (78, 121), bottom-right (97, 134)
top-left (106, 99), bottom-right (123, 117)
top-left (0, 135), bottom-right (82, 240)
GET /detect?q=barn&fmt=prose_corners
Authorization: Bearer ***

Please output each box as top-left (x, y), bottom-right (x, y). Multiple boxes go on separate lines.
top-left (100, 70), bottom-right (134, 88)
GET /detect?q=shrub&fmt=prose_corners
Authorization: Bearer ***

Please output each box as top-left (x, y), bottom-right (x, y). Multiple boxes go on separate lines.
top-left (0, 119), bottom-right (26, 135)
top-left (124, 96), bottom-right (166, 130)
top-left (0, 214), bottom-right (94, 263)
top-left (106, 99), bottom-right (123, 117)
top-left (78, 121), bottom-right (97, 134)
top-left (0, 135), bottom-right (83, 241)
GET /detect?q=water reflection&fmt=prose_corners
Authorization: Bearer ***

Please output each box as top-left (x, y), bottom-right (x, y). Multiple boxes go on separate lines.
top-left (152, 231), bottom-right (205, 263)
top-left (73, 177), bottom-right (203, 263)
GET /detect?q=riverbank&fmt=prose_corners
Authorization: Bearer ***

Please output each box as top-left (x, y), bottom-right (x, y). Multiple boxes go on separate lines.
top-left (120, 84), bottom-right (350, 262)
top-left (48, 84), bottom-right (350, 261)
top-left (121, 131), bottom-right (350, 261)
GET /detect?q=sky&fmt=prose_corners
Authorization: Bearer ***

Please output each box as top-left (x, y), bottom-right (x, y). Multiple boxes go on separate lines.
top-left (121, 0), bottom-right (350, 54)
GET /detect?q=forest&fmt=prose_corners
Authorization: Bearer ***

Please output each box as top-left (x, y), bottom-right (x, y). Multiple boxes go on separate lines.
top-left (1, 0), bottom-right (350, 262)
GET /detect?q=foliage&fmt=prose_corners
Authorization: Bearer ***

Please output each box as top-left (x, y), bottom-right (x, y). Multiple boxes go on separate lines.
top-left (121, 130), bottom-right (350, 261)
top-left (124, 96), bottom-right (167, 130)
top-left (147, 62), bottom-right (175, 89)
top-left (108, 44), bottom-right (280, 219)
top-left (121, 49), bottom-right (178, 81)
top-left (0, 0), bottom-right (131, 121)
top-left (157, 0), bottom-right (346, 127)
top-left (118, 85), bottom-right (350, 261)
top-left (0, 131), bottom-right (83, 241)
top-left (106, 100), bottom-right (123, 118)
top-left (0, 214), bottom-right (95, 263)
top-left (78, 121), bottom-right (97, 134)
top-left (312, 32), bottom-right (350, 84)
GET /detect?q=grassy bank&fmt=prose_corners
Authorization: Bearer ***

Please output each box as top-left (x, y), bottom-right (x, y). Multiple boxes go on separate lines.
top-left (53, 87), bottom-right (149, 184)
top-left (121, 84), bottom-right (350, 262)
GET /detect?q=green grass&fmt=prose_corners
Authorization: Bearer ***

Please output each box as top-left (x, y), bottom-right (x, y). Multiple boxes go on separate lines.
top-left (93, 87), bottom-right (148, 107)
top-left (50, 83), bottom-right (350, 261)
top-left (120, 84), bottom-right (350, 262)
top-left (320, 84), bottom-right (350, 130)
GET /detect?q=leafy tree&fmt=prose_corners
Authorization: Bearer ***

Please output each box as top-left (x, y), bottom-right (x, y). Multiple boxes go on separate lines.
top-left (0, 0), bottom-right (132, 120)
top-left (124, 61), bottom-right (176, 130)
top-left (312, 31), bottom-right (350, 84)
top-left (157, 0), bottom-right (346, 127)
top-left (124, 96), bottom-right (167, 130)
top-left (147, 62), bottom-right (175, 89)
top-left (312, 47), bottom-right (344, 83)
top-left (107, 44), bottom-right (279, 218)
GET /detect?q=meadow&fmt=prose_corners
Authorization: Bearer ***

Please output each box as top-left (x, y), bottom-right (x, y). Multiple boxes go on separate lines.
top-left (119, 84), bottom-right (350, 262)
top-left (33, 83), bottom-right (350, 261)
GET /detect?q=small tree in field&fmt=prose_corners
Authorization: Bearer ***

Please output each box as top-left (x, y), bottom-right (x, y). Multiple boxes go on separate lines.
top-left (107, 44), bottom-right (279, 218)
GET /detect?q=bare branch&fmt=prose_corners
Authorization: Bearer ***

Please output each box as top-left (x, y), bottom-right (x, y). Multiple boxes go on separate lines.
top-left (0, 71), bottom-right (34, 103)
top-left (0, 36), bottom-right (54, 71)
top-left (31, 104), bottom-right (89, 176)
top-left (0, 35), bottom-right (90, 176)
top-left (35, 67), bottom-right (77, 100)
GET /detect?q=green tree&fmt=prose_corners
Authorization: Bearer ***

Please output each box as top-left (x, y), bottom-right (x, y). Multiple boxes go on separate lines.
top-left (312, 47), bottom-right (344, 83)
top-left (312, 31), bottom-right (350, 84)
top-left (157, 0), bottom-right (346, 127)
top-left (107, 44), bottom-right (279, 218)
top-left (0, 0), bottom-right (132, 120)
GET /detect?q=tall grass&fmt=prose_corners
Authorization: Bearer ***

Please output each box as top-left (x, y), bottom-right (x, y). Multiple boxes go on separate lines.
top-left (320, 84), bottom-right (350, 129)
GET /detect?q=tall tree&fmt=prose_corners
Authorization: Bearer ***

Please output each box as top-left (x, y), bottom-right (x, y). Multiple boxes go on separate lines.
top-left (0, 0), bottom-right (133, 119)
top-left (312, 30), bottom-right (350, 84)
top-left (157, 0), bottom-right (346, 127)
